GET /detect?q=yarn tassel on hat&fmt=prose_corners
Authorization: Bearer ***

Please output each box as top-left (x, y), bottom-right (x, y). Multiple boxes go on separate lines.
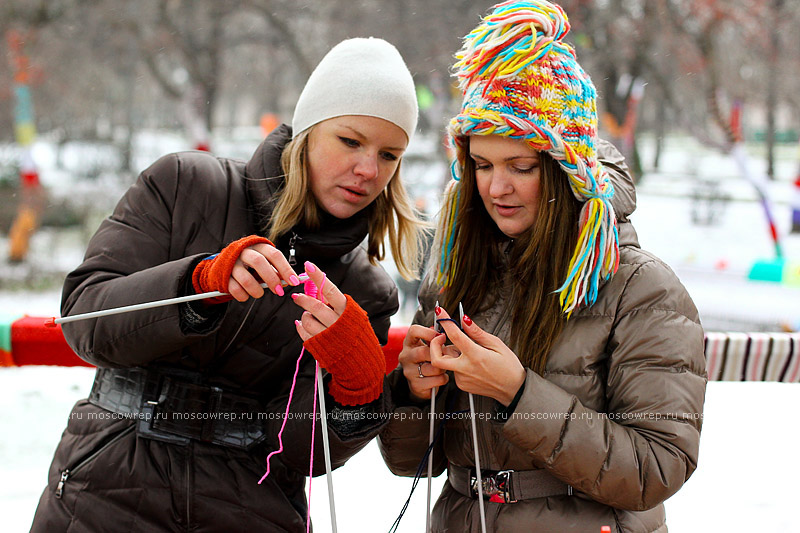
top-left (435, 177), bottom-right (462, 287)
top-left (557, 195), bottom-right (619, 316)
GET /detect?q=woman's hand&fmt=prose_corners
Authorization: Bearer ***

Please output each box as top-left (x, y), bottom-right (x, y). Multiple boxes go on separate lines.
top-left (291, 261), bottom-right (386, 406)
top-left (398, 325), bottom-right (450, 401)
top-left (227, 241), bottom-right (300, 301)
top-left (430, 306), bottom-right (526, 406)
top-left (192, 235), bottom-right (301, 303)
top-left (291, 261), bottom-right (347, 340)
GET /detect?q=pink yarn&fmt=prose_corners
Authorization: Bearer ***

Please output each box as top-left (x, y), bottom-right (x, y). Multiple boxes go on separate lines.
top-left (258, 273), bottom-right (326, 504)
top-left (307, 361), bottom-right (320, 532)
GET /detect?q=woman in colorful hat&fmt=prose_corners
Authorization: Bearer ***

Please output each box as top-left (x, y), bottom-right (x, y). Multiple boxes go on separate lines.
top-left (379, 1), bottom-right (706, 531)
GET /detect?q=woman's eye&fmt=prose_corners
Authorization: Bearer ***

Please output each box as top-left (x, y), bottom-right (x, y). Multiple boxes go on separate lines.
top-left (513, 165), bottom-right (538, 174)
top-left (339, 137), bottom-right (359, 148)
top-left (473, 162), bottom-right (491, 171)
top-left (380, 151), bottom-right (398, 162)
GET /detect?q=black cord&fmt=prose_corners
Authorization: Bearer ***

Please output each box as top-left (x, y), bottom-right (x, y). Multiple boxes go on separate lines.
top-left (387, 408), bottom-right (468, 533)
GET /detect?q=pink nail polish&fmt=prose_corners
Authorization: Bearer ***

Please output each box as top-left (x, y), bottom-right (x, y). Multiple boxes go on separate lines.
top-left (289, 275), bottom-right (300, 285)
top-left (295, 320), bottom-right (301, 327)
top-left (291, 293), bottom-right (299, 300)
top-left (463, 314), bottom-right (473, 326)
top-left (304, 261), bottom-right (316, 273)
top-left (274, 284), bottom-right (285, 297)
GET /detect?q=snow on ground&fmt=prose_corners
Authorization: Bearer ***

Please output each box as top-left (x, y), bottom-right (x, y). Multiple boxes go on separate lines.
top-left (2, 134), bottom-right (800, 531)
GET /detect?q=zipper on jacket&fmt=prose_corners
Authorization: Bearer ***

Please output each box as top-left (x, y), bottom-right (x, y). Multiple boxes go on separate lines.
top-left (55, 425), bottom-right (135, 499)
top-left (288, 232), bottom-right (298, 265)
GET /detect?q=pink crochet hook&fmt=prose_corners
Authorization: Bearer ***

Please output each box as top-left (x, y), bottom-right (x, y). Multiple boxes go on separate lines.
top-left (44, 274), bottom-right (310, 327)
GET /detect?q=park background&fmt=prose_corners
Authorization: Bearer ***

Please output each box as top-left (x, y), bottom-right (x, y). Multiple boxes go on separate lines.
top-left (2, 1), bottom-right (800, 531)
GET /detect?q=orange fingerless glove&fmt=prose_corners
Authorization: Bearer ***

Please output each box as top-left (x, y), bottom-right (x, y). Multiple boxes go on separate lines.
top-left (303, 295), bottom-right (385, 406)
top-left (191, 235), bottom-right (273, 303)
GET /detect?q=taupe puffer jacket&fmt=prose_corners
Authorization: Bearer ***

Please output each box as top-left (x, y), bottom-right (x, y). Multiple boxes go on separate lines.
top-left (379, 142), bottom-right (707, 533)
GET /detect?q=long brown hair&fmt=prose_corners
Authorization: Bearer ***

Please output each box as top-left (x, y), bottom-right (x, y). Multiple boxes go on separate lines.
top-left (268, 128), bottom-right (427, 280)
top-left (439, 142), bottom-right (581, 373)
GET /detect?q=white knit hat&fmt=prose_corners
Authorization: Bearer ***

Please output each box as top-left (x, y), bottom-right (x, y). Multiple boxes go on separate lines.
top-left (291, 38), bottom-right (418, 141)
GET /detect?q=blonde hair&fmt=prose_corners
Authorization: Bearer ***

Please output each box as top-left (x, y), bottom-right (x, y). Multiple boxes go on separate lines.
top-left (268, 128), bottom-right (427, 280)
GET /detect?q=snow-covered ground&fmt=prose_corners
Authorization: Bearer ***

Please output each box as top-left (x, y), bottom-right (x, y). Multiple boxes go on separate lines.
top-left (2, 133), bottom-right (800, 531)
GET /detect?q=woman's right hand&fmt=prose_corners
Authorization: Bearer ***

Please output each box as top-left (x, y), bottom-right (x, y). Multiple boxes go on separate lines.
top-left (399, 324), bottom-right (450, 401)
top-left (192, 235), bottom-right (300, 303)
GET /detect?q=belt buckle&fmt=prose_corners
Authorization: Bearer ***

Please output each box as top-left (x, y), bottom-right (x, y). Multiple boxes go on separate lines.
top-left (470, 469), bottom-right (517, 504)
top-left (137, 400), bottom-right (191, 446)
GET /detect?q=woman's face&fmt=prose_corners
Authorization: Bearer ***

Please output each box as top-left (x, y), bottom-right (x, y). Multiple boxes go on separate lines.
top-left (470, 135), bottom-right (542, 238)
top-left (306, 115), bottom-right (408, 219)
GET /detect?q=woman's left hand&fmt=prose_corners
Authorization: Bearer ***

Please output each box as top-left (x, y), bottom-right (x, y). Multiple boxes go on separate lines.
top-left (430, 306), bottom-right (526, 406)
top-left (291, 261), bottom-right (347, 340)
top-left (291, 260), bottom-right (386, 406)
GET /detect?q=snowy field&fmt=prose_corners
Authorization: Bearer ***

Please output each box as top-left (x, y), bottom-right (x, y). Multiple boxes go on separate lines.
top-left (2, 133), bottom-right (800, 531)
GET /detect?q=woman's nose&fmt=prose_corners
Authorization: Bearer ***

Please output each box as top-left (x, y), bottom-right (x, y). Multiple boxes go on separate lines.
top-left (488, 172), bottom-right (512, 197)
top-left (354, 152), bottom-right (379, 180)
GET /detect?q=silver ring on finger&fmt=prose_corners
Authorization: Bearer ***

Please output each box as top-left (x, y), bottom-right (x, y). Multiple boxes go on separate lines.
top-left (418, 362), bottom-right (424, 379)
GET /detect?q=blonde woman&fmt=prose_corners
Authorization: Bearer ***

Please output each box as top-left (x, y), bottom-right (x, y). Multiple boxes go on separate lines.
top-left (32, 38), bottom-right (424, 532)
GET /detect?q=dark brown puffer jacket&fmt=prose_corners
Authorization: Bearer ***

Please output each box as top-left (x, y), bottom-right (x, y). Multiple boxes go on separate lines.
top-left (379, 141), bottom-right (707, 533)
top-left (31, 124), bottom-right (398, 532)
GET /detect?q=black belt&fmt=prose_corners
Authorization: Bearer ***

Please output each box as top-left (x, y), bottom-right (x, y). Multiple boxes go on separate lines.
top-left (88, 367), bottom-right (268, 450)
top-left (448, 464), bottom-right (572, 503)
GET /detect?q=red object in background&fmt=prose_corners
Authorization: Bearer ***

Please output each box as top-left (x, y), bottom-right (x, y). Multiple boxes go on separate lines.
top-left (194, 142), bottom-right (210, 152)
top-left (10, 316), bottom-right (91, 367)
top-left (381, 326), bottom-right (406, 374)
top-left (20, 168), bottom-right (40, 188)
top-left (791, 174), bottom-right (800, 234)
top-left (7, 318), bottom-right (408, 372)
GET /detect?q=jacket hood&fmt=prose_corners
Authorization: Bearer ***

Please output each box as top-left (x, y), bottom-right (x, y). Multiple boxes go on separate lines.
top-left (244, 124), bottom-right (370, 263)
top-left (597, 137), bottom-right (638, 248)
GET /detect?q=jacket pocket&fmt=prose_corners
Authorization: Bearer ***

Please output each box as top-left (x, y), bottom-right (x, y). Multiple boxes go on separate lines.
top-left (55, 424), bottom-right (135, 499)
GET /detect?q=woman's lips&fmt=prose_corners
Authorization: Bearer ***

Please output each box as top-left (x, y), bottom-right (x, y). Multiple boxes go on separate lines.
top-left (340, 186), bottom-right (368, 202)
top-left (494, 204), bottom-right (520, 216)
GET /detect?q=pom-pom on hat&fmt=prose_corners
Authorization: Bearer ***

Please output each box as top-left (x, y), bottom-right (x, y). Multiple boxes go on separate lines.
top-left (292, 37), bottom-right (418, 141)
top-left (439, 0), bottom-right (619, 315)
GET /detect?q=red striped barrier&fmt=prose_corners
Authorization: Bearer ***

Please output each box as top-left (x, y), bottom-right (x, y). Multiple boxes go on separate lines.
top-left (2, 317), bottom-right (799, 383)
top-left (0, 317), bottom-right (404, 374)
top-left (1, 316), bottom-right (91, 367)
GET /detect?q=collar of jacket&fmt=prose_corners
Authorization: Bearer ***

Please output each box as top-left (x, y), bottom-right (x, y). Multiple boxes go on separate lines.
top-left (243, 124), bottom-right (370, 263)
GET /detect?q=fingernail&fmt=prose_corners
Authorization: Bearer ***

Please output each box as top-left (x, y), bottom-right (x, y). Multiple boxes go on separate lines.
top-left (304, 261), bottom-right (316, 273)
top-left (462, 314), bottom-right (472, 326)
top-left (289, 275), bottom-right (300, 286)
top-left (274, 284), bottom-right (285, 297)
top-left (291, 293), bottom-right (299, 300)
top-left (435, 305), bottom-right (441, 316)
top-left (294, 320), bottom-right (301, 327)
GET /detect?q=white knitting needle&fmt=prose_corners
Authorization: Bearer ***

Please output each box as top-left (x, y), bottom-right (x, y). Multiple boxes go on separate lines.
top-left (45, 274), bottom-right (311, 327)
top-left (315, 362), bottom-right (338, 533)
top-left (304, 277), bottom-right (337, 533)
top-left (462, 302), bottom-right (487, 533)
top-left (426, 302), bottom-right (441, 533)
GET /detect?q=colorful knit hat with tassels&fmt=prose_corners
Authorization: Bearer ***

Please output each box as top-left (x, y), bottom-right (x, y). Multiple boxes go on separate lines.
top-left (438, 0), bottom-right (619, 315)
